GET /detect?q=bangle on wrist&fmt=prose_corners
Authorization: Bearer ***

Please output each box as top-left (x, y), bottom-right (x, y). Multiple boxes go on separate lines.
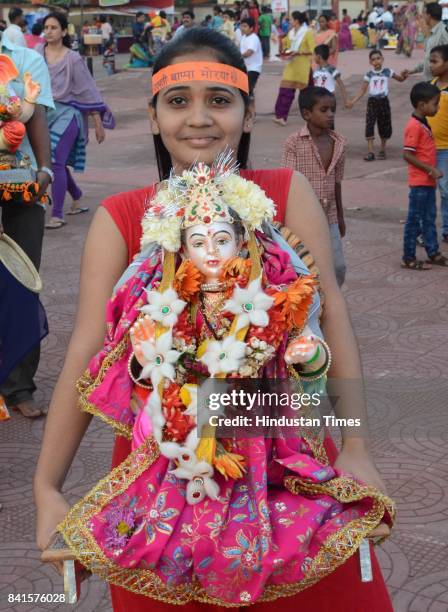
top-left (304, 344), bottom-right (321, 366)
top-left (24, 97), bottom-right (36, 105)
top-left (38, 166), bottom-right (54, 183)
top-left (291, 339), bottom-right (332, 382)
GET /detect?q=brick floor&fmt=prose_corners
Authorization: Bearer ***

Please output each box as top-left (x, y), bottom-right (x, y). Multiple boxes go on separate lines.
top-left (1, 48), bottom-right (448, 612)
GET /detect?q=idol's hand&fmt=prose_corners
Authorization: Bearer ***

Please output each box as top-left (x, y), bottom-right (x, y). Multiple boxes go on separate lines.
top-left (23, 72), bottom-right (41, 103)
top-left (130, 315), bottom-right (156, 367)
top-left (284, 335), bottom-right (326, 370)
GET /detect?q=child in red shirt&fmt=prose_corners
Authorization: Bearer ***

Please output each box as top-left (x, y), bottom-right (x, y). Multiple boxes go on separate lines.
top-left (402, 82), bottom-right (448, 269)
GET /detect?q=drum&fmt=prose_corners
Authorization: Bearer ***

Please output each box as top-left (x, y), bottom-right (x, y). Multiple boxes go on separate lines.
top-left (0, 233), bottom-right (48, 384)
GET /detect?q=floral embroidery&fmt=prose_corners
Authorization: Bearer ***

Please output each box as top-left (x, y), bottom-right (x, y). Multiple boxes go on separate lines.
top-left (160, 546), bottom-right (193, 585)
top-left (223, 530), bottom-right (263, 580)
top-left (146, 492), bottom-right (180, 545)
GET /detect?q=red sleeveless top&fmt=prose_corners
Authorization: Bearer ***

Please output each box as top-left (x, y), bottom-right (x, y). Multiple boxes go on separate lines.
top-left (102, 168), bottom-right (293, 264)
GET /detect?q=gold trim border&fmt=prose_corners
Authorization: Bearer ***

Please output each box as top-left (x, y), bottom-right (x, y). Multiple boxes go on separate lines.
top-left (58, 437), bottom-right (395, 607)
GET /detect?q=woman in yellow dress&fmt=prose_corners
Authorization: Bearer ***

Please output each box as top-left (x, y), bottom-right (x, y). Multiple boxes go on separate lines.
top-left (274, 11), bottom-right (316, 126)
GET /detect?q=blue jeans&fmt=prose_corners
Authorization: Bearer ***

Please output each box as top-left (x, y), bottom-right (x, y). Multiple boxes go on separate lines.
top-left (403, 186), bottom-right (439, 261)
top-left (436, 149), bottom-right (448, 235)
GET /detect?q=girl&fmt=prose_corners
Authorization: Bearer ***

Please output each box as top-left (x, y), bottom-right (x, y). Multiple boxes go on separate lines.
top-left (273, 11), bottom-right (316, 126)
top-left (35, 27), bottom-right (393, 611)
top-left (38, 12), bottom-right (114, 229)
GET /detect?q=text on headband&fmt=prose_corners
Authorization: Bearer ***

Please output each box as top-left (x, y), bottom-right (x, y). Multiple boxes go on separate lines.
top-left (152, 62), bottom-right (249, 96)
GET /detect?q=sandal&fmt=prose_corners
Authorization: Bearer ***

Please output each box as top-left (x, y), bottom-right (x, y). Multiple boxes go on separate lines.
top-left (378, 150), bottom-right (387, 160)
top-left (364, 153), bottom-right (375, 161)
top-left (11, 400), bottom-right (45, 418)
top-left (67, 206), bottom-right (89, 215)
top-left (401, 259), bottom-right (432, 270)
top-left (45, 218), bottom-right (66, 229)
top-left (426, 253), bottom-right (448, 266)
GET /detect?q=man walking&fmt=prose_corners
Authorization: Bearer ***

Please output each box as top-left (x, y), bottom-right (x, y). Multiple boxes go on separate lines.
top-left (258, 6), bottom-right (273, 59)
top-left (408, 3), bottom-right (448, 79)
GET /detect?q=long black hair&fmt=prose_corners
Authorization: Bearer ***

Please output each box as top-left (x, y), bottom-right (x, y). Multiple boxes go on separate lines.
top-left (151, 27), bottom-right (251, 180)
top-left (43, 12), bottom-right (72, 48)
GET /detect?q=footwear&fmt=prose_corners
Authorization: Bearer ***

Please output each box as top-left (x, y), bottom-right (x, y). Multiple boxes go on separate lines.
top-left (273, 117), bottom-right (287, 126)
top-left (11, 399), bottom-right (45, 418)
top-left (364, 152), bottom-right (375, 161)
top-left (426, 252), bottom-right (448, 266)
top-left (45, 218), bottom-right (66, 229)
top-left (67, 206), bottom-right (89, 215)
top-left (401, 259), bottom-right (432, 270)
top-left (377, 150), bottom-right (387, 160)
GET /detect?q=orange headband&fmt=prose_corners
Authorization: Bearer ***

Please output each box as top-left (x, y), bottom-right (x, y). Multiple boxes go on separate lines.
top-left (152, 61), bottom-right (249, 95)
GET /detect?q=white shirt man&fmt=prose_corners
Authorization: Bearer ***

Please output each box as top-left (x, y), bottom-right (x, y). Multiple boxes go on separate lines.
top-left (377, 9), bottom-right (393, 25)
top-left (101, 21), bottom-right (113, 42)
top-left (3, 23), bottom-right (26, 47)
top-left (439, 0), bottom-right (448, 22)
top-left (240, 19), bottom-right (263, 94)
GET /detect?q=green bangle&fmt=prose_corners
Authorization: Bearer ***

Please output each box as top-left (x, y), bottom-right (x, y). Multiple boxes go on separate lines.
top-left (305, 345), bottom-right (320, 365)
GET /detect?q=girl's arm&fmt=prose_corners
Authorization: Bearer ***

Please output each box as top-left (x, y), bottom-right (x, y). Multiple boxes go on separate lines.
top-left (284, 172), bottom-right (387, 493)
top-left (34, 207), bottom-right (128, 551)
top-left (346, 80), bottom-right (369, 107)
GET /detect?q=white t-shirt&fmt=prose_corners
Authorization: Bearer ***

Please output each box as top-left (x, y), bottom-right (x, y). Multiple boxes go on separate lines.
top-left (3, 24), bottom-right (26, 47)
top-left (439, 0), bottom-right (448, 21)
top-left (313, 65), bottom-right (341, 93)
top-left (101, 22), bottom-right (113, 41)
top-left (240, 32), bottom-right (263, 73)
top-left (377, 10), bottom-right (393, 24)
top-left (364, 67), bottom-right (394, 97)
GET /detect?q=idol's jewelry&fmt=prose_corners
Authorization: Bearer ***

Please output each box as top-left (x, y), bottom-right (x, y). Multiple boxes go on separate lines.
top-left (127, 353), bottom-right (152, 389)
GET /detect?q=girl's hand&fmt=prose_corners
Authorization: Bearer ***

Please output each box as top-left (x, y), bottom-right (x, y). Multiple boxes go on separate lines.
top-left (334, 444), bottom-right (388, 494)
top-left (95, 122), bottom-right (105, 144)
top-left (36, 489), bottom-right (70, 575)
top-left (334, 445), bottom-right (392, 539)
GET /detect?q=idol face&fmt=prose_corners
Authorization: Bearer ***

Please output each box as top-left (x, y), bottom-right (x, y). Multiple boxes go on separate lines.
top-left (183, 222), bottom-right (241, 282)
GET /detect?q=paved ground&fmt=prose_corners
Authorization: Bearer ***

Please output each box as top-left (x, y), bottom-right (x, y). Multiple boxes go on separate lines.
top-left (1, 47), bottom-right (448, 612)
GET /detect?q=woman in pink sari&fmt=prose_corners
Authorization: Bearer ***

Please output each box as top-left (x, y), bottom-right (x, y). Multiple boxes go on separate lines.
top-left (315, 15), bottom-right (339, 65)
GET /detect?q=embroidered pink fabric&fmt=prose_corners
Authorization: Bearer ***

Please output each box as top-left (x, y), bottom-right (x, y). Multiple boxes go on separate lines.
top-left (74, 237), bottom-right (391, 606)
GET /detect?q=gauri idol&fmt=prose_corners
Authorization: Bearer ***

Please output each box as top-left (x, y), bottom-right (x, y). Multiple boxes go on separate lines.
top-left (58, 156), bottom-right (394, 606)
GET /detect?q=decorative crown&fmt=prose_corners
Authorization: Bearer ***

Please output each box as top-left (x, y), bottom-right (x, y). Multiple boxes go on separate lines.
top-left (141, 151), bottom-right (276, 253)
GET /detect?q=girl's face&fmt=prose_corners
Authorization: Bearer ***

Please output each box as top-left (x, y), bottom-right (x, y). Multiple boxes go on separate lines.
top-left (319, 16), bottom-right (328, 29)
top-left (150, 51), bottom-right (254, 171)
top-left (429, 52), bottom-right (447, 77)
top-left (44, 17), bottom-right (66, 44)
top-left (183, 222), bottom-right (241, 282)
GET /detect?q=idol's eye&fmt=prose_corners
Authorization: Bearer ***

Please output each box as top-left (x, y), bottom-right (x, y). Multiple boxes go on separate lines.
top-left (216, 238), bottom-right (230, 246)
top-left (192, 241), bottom-right (205, 248)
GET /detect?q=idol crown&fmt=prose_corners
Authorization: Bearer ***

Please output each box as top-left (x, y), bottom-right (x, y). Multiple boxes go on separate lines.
top-left (141, 151), bottom-right (276, 252)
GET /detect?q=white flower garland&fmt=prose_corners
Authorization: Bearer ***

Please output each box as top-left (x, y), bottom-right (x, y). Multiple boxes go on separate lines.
top-left (133, 277), bottom-right (273, 505)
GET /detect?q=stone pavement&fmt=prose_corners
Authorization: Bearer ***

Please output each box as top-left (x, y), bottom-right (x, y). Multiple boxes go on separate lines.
top-left (1, 48), bottom-right (448, 612)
